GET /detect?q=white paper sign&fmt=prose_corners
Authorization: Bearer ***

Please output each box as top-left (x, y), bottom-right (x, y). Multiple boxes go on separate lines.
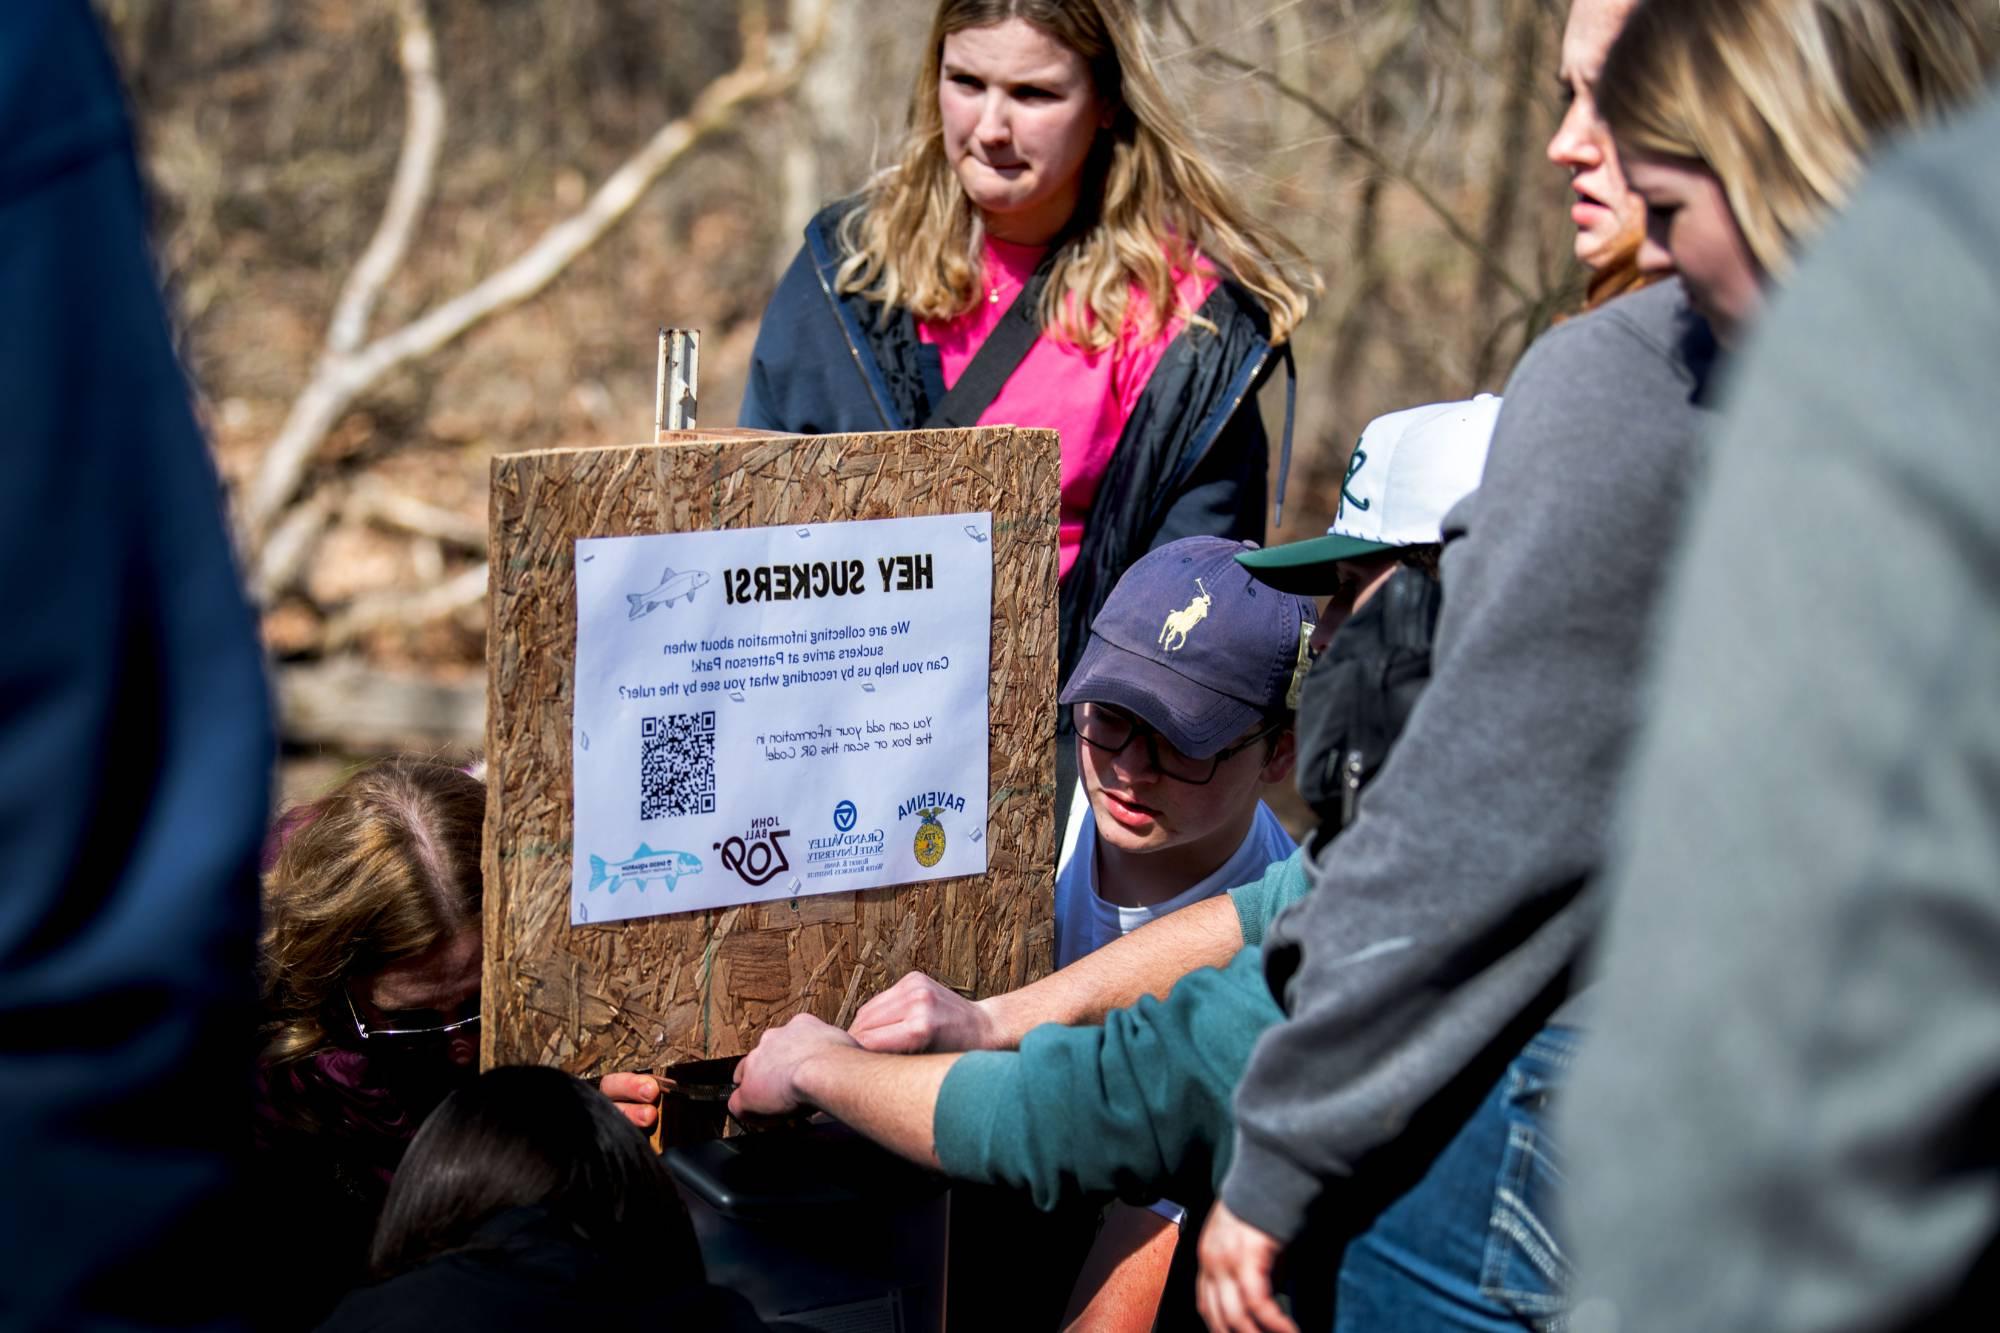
top-left (570, 512), bottom-right (993, 924)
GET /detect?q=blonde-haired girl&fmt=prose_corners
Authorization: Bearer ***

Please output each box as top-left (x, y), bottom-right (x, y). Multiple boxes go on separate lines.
top-left (1599, 0), bottom-right (1996, 341)
top-left (741, 0), bottom-right (1320, 691)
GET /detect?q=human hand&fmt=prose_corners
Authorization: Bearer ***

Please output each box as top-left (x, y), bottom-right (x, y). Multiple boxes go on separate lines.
top-left (599, 1071), bottom-right (660, 1131)
top-left (729, 1013), bottom-right (860, 1118)
top-left (1196, 1200), bottom-right (1297, 1333)
top-left (848, 971), bottom-right (1001, 1053)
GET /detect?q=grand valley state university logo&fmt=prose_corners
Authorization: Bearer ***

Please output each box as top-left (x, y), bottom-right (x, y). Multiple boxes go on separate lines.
top-left (804, 799), bottom-right (886, 877)
top-left (897, 789), bottom-right (965, 868)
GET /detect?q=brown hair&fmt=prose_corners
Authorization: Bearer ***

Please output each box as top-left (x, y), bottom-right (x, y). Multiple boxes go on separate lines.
top-left (260, 758), bottom-right (483, 1075)
top-left (836, 0), bottom-right (1320, 351)
top-left (1600, 0), bottom-right (1998, 277)
top-left (1582, 228), bottom-right (1653, 310)
top-left (1396, 542), bottom-right (1444, 582)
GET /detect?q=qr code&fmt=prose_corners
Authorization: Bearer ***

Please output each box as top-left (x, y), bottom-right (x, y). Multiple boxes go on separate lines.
top-left (639, 711), bottom-right (717, 820)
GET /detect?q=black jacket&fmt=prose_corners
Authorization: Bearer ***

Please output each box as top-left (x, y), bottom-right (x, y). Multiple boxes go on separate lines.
top-left (740, 203), bottom-right (1293, 686)
top-left (316, 1207), bottom-right (770, 1332)
top-left (1305, 566), bottom-right (1443, 844)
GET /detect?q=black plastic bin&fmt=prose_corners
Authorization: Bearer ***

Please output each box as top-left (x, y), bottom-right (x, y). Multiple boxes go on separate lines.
top-left (667, 1121), bottom-right (949, 1333)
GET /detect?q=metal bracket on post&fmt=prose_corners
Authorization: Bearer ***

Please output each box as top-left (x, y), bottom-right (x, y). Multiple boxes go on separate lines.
top-left (654, 327), bottom-right (700, 440)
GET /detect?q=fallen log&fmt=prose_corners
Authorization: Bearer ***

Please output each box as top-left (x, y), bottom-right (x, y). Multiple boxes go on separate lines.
top-left (276, 657), bottom-right (484, 751)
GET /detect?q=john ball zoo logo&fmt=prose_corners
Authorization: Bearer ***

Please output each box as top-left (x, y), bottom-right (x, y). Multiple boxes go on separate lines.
top-left (714, 815), bottom-right (791, 887)
top-left (897, 789), bottom-right (966, 868)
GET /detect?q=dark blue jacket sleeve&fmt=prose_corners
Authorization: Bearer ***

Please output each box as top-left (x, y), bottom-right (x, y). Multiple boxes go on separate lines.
top-left (1145, 372), bottom-right (1268, 552)
top-left (738, 239), bottom-right (895, 434)
top-left (0, 4), bottom-right (274, 1327)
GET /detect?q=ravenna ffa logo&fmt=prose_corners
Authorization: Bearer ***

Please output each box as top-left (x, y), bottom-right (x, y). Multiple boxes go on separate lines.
top-left (897, 789), bottom-right (965, 869)
top-left (912, 808), bottom-right (947, 867)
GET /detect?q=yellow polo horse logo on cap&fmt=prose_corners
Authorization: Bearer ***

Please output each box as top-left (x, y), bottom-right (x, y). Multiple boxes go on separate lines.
top-left (1159, 578), bottom-right (1212, 653)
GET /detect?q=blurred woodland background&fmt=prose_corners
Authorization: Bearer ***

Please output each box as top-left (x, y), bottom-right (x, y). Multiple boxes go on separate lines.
top-left (95, 0), bottom-right (1582, 795)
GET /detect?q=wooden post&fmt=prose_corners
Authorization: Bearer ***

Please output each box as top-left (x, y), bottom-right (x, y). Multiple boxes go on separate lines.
top-left (672, 329), bottom-right (699, 429)
top-left (653, 328), bottom-right (699, 442)
top-left (653, 329), bottom-right (668, 444)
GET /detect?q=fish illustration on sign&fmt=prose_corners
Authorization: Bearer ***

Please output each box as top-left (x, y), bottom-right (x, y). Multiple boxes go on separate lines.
top-left (627, 567), bottom-right (711, 620)
top-left (587, 845), bottom-right (703, 894)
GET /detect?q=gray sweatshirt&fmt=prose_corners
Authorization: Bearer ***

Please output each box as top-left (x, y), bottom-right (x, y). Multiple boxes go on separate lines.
top-left (1564, 92), bottom-right (2000, 1332)
top-left (1223, 278), bottom-right (1716, 1241)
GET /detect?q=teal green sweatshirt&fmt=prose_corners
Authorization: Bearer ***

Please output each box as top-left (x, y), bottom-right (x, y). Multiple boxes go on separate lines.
top-left (930, 849), bottom-right (1310, 1209)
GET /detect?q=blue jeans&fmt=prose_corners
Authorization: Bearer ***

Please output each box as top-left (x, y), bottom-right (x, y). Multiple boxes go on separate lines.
top-left (1314, 1025), bottom-right (1578, 1333)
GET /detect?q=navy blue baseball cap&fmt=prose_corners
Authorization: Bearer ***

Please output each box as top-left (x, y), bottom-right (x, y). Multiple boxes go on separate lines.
top-left (1060, 536), bottom-right (1316, 759)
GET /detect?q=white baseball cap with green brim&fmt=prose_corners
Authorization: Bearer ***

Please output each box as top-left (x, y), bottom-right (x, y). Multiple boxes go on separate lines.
top-left (1237, 394), bottom-right (1502, 595)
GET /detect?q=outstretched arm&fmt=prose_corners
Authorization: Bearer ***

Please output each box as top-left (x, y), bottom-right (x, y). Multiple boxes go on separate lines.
top-left (610, 857), bottom-right (1293, 1133)
top-left (728, 1013), bottom-right (956, 1169)
top-left (735, 946), bottom-right (1284, 1210)
top-left (605, 888), bottom-right (1238, 1134)
top-left (851, 892), bottom-right (1244, 1053)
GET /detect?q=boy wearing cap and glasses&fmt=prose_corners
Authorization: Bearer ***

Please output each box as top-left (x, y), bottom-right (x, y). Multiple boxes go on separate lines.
top-left (1054, 535), bottom-right (1313, 969)
top-left (700, 399), bottom-right (1500, 1222)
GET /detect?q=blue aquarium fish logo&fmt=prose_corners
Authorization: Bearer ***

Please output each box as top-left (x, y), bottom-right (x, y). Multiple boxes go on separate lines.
top-left (587, 844), bottom-right (702, 894)
top-left (627, 566), bottom-right (711, 620)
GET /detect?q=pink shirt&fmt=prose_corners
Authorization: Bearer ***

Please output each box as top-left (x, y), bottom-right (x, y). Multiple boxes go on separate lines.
top-left (919, 236), bottom-right (1218, 581)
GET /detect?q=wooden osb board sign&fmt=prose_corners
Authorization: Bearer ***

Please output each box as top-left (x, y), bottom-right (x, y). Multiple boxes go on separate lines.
top-left (483, 427), bottom-right (1059, 1076)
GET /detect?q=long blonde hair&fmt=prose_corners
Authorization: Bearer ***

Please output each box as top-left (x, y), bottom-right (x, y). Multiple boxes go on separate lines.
top-left (836, 0), bottom-right (1320, 352)
top-left (1599, 0), bottom-right (1998, 276)
top-left (260, 758), bottom-right (483, 1074)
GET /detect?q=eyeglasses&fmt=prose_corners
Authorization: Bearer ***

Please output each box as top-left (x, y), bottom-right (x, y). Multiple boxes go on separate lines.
top-left (345, 989), bottom-right (480, 1042)
top-left (1075, 702), bottom-right (1282, 785)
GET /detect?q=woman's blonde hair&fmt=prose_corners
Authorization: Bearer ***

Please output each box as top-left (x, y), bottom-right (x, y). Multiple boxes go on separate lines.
top-left (260, 758), bottom-right (483, 1073)
top-left (836, 0), bottom-right (1320, 351)
top-left (1599, 0), bottom-right (1998, 276)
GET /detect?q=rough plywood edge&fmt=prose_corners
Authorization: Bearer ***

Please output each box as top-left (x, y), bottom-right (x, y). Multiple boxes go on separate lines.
top-left (497, 428), bottom-right (793, 464)
top-left (486, 427), bottom-right (1057, 1078)
top-left (480, 449), bottom-right (512, 1071)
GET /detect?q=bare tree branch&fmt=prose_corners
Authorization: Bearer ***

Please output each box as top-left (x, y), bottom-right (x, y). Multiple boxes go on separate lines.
top-left (251, 484), bottom-right (342, 605)
top-left (242, 0), bottom-right (832, 572)
top-left (1470, 0), bottom-right (1543, 383)
top-left (1159, 0), bottom-right (1536, 307)
top-left (345, 477), bottom-right (487, 553)
top-left (326, 0), bottom-right (443, 359)
top-left (278, 658), bottom-right (484, 750)
top-left (319, 561), bottom-right (489, 653)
